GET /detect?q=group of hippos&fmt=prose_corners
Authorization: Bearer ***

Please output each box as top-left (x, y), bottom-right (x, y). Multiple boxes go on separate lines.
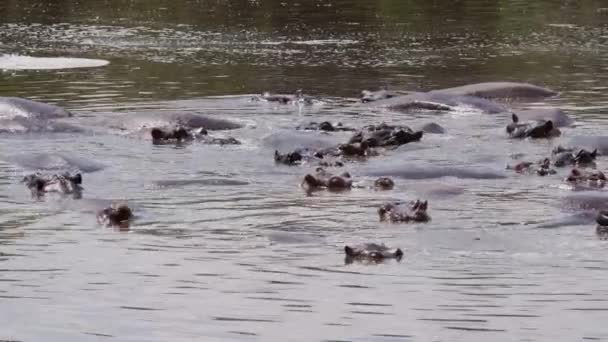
top-left (4, 80), bottom-right (608, 264)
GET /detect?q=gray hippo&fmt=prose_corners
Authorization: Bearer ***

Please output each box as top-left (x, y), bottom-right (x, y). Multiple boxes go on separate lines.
top-left (5, 153), bottom-right (106, 173)
top-left (552, 147), bottom-right (597, 167)
top-left (344, 243), bottom-right (404, 264)
top-left (0, 116), bottom-right (85, 134)
top-left (295, 121), bottom-right (356, 132)
top-left (378, 199), bottom-right (430, 223)
top-left (97, 202), bottom-right (133, 230)
top-left (116, 112), bottom-right (243, 132)
top-left (506, 114), bottom-right (560, 139)
top-left (0, 96), bottom-right (72, 120)
top-left (430, 82), bottom-right (558, 100)
top-left (22, 172), bottom-right (83, 199)
top-left (301, 168), bottom-right (353, 192)
top-left (506, 158), bottom-right (556, 176)
top-left (150, 126), bottom-right (240, 146)
top-left (347, 123), bottom-right (423, 148)
top-left (566, 168), bottom-right (606, 189)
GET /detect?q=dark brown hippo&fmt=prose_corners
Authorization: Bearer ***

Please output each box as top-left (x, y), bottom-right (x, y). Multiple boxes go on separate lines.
top-left (566, 169), bottom-right (606, 189)
top-left (22, 172), bottom-right (83, 199)
top-left (344, 243), bottom-right (404, 264)
top-left (274, 149), bottom-right (346, 167)
top-left (507, 158), bottom-right (556, 176)
top-left (552, 146), bottom-right (598, 167)
top-left (301, 168), bottom-right (353, 192)
top-left (374, 177), bottom-right (395, 190)
top-left (506, 114), bottom-right (560, 139)
top-left (97, 202), bottom-right (133, 230)
top-left (151, 126), bottom-right (240, 146)
top-left (378, 199), bottom-right (430, 223)
top-left (296, 121), bottom-right (356, 132)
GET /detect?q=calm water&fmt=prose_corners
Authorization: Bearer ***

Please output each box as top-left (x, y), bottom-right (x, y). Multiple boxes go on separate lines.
top-left (1, 1), bottom-right (608, 341)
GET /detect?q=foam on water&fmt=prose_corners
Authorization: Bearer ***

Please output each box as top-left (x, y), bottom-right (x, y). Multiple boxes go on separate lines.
top-left (0, 54), bottom-right (109, 70)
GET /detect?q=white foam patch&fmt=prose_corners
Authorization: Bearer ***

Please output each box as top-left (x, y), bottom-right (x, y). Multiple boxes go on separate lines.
top-left (0, 54), bottom-right (109, 70)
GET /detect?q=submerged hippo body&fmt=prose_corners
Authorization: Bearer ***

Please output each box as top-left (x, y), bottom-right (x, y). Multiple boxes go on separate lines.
top-left (378, 199), bottom-right (431, 223)
top-left (6, 153), bottom-right (106, 173)
top-left (506, 114), bottom-right (560, 139)
top-left (97, 202), bottom-right (133, 230)
top-left (150, 126), bottom-right (240, 146)
top-left (566, 136), bottom-right (608, 155)
top-left (347, 123), bottom-right (423, 148)
top-left (22, 172), bottom-right (83, 199)
top-left (566, 169), bottom-right (606, 189)
top-left (0, 116), bottom-right (85, 134)
top-left (0, 97), bottom-right (72, 120)
top-left (596, 211), bottom-right (608, 239)
top-left (344, 243), bottom-right (403, 264)
top-left (117, 112), bottom-right (243, 132)
top-left (430, 82), bottom-right (558, 101)
top-left (552, 147), bottom-right (597, 167)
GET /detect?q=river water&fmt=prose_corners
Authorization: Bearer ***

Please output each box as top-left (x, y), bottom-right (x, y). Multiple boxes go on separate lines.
top-left (1, 1), bottom-right (608, 341)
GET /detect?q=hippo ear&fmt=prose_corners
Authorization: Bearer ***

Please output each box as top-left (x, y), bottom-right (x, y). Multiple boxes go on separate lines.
top-left (544, 120), bottom-right (553, 131)
top-left (421, 200), bottom-right (428, 211)
top-left (413, 131), bottom-right (423, 141)
top-left (72, 173), bottom-right (82, 185)
top-left (344, 246), bottom-right (355, 256)
top-left (394, 248), bottom-right (404, 258)
top-left (511, 113), bottom-right (519, 123)
top-left (592, 149), bottom-right (598, 158)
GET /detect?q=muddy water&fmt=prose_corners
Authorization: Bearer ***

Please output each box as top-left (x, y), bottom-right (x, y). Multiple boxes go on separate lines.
top-left (1, 1), bottom-right (608, 341)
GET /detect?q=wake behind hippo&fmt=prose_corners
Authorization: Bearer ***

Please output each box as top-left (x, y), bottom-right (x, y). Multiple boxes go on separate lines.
top-left (430, 82), bottom-right (558, 101)
top-left (117, 112), bottom-right (243, 132)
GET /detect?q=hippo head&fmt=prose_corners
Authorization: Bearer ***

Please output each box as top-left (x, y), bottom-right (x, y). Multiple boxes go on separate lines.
top-left (506, 113), bottom-right (520, 134)
top-left (410, 200), bottom-right (430, 222)
top-left (596, 210), bottom-right (608, 227)
top-left (344, 244), bottom-right (404, 264)
top-left (274, 150), bottom-right (303, 165)
top-left (318, 121), bottom-right (335, 132)
top-left (98, 202), bottom-right (133, 230)
top-left (327, 175), bottom-right (352, 191)
top-left (150, 128), bottom-right (166, 141)
top-left (374, 177), bottom-right (395, 190)
top-left (574, 149), bottom-right (598, 165)
top-left (527, 120), bottom-right (557, 139)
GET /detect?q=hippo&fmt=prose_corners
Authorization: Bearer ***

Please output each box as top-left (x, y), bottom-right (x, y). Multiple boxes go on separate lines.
top-left (116, 112), bottom-right (243, 132)
top-left (97, 202), bottom-right (133, 230)
top-left (419, 122), bottom-right (446, 134)
top-left (301, 168), bottom-right (353, 192)
top-left (566, 169), bottom-right (606, 189)
top-left (150, 126), bottom-right (240, 146)
top-left (429, 82), bottom-right (558, 101)
top-left (251, 89), bottom-right (315, 105)
top-left (507, 158), bottom-right (556, 176)
top-left (0, 96), bottom-right (72, 120)
top-left (22, 172), bottom-right (83, 199)
top-left (596, 210), bottom-right (608, 240)
top-left (348, 123), bottom-right (424, 148)
top-left (552, 147), bottom-right (597, 167)
top-left (378, 199), bottom-right (430, 223)
top-left (374, 177), bottom-right (395, 190)
top-left (511, 108), bottom-right (573, 128)
top-left (5, 153), bottom-right (106, 173)
top-left (344, 243), bottom-right (404, 264)
top-left (295, 121), bottom-right (356, 132)
top-left (506, 114), bottom-right (560, 139)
